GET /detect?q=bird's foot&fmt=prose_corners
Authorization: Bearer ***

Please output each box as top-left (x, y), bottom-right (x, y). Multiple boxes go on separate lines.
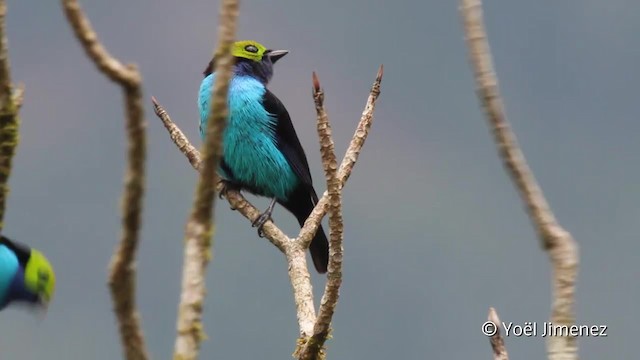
top-left (219, 180), bottom-right (240, 210)
top-left (219, 180), bottom-right (232, 199)
top-left (251, 198), bottom-right (277, 237)
top-left (252, 212), bottom-right (272, 238)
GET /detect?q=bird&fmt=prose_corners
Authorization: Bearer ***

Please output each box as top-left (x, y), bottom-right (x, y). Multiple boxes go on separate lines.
top-left (0, 235), bottom-right (55, 311)
top-left (198, 40), bottom-right (329, 273)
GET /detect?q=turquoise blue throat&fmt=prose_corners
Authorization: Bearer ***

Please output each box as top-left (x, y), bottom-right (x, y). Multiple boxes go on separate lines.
top-left (0, 245), bottom-right (19, 306)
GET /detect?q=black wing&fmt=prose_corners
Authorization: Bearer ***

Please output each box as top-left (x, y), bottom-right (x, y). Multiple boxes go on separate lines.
top-left (0, 236), bottom-right (30, 265)
top-left (262, 89), bottom-right (314, 189)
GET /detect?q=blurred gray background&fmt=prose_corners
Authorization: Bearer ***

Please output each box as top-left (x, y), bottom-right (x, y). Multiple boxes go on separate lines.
top-left (0, 0), bottom-right (637, 358)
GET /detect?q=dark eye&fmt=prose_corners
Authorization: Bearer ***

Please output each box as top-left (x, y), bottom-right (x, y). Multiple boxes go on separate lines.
top-left (38, 269), bottom-right (49, 282)
top-left (36, 269), bottom-right (49, 292)
top-left (244, 45), bottom-right (259, 53)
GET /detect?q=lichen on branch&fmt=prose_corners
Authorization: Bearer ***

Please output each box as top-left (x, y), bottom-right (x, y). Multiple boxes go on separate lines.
top-left (0, 0), bottom-right (22, 233)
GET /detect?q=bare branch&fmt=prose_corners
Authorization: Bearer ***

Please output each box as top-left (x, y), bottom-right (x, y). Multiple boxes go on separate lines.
top-left (0, 0), bottom-right (21, 233)
top-left (287, 245), bottom-right (316, 338)
top-left (152, 97), bottom-right (202, 170)
top-left (172, 0), bottom-right (239, 358)
top-left (487, 308), bottom-right (509, 360)
top-left (459, 1), bottom-right (579, 359)
top-left (297, 65), bottom-right (383, 248)
top-left (61, 1), bottom-right (148, 359)
top-left (61, 0), bottom-right (136, 85)
top-left (152, 64), bottom-right (383, 358)
top-left (298, 72), bottom-right (345, 360)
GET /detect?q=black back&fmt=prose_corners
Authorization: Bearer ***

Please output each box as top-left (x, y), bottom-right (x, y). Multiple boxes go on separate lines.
top-left (0, 236), bottom-right (30, 266)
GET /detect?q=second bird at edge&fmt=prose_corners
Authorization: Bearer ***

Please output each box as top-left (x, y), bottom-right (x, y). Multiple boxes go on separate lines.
top-left (198, 40), bottom-right (329, 274)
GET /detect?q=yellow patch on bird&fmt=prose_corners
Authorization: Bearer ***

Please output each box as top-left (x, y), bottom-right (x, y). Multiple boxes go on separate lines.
top-left (24, 249), bottom-right (56, 303)
top-left (231, 40), bottom-right (267, 62)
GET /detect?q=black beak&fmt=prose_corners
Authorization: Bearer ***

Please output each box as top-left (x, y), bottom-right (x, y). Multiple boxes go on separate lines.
top-left (267, 49), bottom-right (289, 63)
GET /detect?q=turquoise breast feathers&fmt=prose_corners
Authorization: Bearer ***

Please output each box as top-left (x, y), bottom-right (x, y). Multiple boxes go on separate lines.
top-left (198, 74), bottom-right (299, 200)
top-left (0, 245), bottom-right (19, 305)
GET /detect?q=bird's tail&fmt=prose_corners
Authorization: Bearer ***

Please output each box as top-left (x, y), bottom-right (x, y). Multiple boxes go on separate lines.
top-left (307, 223), bottom-right (329, 274)
top-left (284, 189), bottom-right (330, 274)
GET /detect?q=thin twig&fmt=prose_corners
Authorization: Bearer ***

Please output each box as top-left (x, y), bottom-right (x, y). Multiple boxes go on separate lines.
top-left (153, 96), bottom-right (202, 170)
top-left (487, 307), bottom-right (509, 360)
top-left (0, 0), bottom-right (21, 233)
top-left (459, 1), bottom-right (579, 359)
top-left (297, 65), bottom-right (383, 248)
top-left (172, 0), bottom-right (238, 358)
top-left (297, 73), bottom-right (345, 360)
top-left (61, 1), bottom-right (148, 360)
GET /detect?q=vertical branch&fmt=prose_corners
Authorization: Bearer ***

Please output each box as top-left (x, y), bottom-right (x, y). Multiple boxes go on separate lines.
top-left (112, 84), bottom-right (147, 360)
top-left (297, 73), bottom-right (345, 360)
top-left (0, 0), bottom-right (21, 233)
top-left (287, 245), bottom-right (316, 338)
top-left (459, 1), bottom-right (579, 359)
top-left (172, 0), bottom-right (238, 358)
top-left (487, 308), bottom-right (509, 360)
top-left (61, 1), bottom-right (149, 360)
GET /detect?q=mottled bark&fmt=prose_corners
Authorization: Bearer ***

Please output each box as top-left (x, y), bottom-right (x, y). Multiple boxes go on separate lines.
top-left (61, 1), bottom-right (149, 359)
top-left (460, 1), bottom-right (579, 359)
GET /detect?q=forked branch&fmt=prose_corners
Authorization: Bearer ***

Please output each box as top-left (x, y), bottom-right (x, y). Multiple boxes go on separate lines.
top-left (296, 73), bottom-right (344, 360)
top-left (61, 1), bottom-right (149, 360)
top-left (297, 66), bottom-right (383, 249)
top-left (153, 65), bottom-right (383, 358)
top-left (459, 1), bottom-right (579, 359)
